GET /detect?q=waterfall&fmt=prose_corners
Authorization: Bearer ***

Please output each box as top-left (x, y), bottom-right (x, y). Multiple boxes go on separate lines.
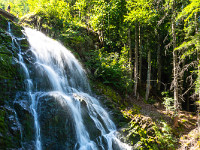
top-left (12, 26), bottom-right (131, 150)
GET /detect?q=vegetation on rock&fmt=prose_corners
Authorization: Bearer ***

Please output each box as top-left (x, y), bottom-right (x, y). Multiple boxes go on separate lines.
top-left (0, 15), bottom-right (29, 149)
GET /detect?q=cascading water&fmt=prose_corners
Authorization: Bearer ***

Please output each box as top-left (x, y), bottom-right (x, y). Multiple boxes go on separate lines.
top-left (12, 26), bottom-right (131, 150)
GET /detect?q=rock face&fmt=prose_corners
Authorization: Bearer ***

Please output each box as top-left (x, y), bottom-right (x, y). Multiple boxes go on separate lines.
top-left (0, 14), bottom-right (29, 149)
top-left (14, 92), bottom-right (36, 149)
top-left (37, 94), bottom-right (77, 149)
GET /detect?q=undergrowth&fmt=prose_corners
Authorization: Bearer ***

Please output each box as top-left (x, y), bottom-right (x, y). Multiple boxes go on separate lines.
top-left (121, 109), bottom-right (177, 150)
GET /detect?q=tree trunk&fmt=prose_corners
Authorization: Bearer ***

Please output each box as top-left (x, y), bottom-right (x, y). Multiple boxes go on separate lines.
top-left (134, 22), bottom-right (139, 97)
top-left (139, 23), bottom-right (142, 87)
top-left (145, 45), bottom-right (151, 101)
top-left (172, 0), bottom-right (179, 127)
top-left (79, 10), bottom-right (81, 19)
top-left (179, 59), bottom-right (185, 110)
top-left (128, 28), bottom-right (132, 79)
top-left (157, 32), bottom-right (161, 91)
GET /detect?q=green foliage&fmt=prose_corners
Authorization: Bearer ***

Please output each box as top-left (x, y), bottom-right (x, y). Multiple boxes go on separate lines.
top-left (92, 81), bottom-right (122, 104)
top-left (0, 0), bottom-right (29, 17)
top-left (125, 0), bottom-right (156, 24)
top-left (147, 98), bottom-right (156, 104)
top-left (162, 92), bottom-right (174, 113)
top-left (176, 0), bottom-right (200, 119)
top-left (122, 106), bottom-right (141, 119)
top-left (122, 110), bottom-right (177, 150)
top-left (124, 116), bottom-right (176, 150)
top-left (27, 0), bottom-right (71, 29)
top-left (195, 65), bottom-right (200, 94)
top-left (176, 0), bottom-right (200, 24)
top-left (152, 122), bottom-right (177, 150)
top-left (86, 46), bottom-right (133, 93)
top-left (195, 68), bottom-right (200, 116)
top-left (89, 0), bottom-right (127, 51)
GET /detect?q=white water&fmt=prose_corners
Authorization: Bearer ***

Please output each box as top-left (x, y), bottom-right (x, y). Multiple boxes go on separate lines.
top-left (15, 27), bottom-right (132, 150)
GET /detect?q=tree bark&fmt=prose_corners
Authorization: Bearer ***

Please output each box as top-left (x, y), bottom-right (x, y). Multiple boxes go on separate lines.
top-left (145, 45), bottom-right (151, 101)
top-left (172, 0), bottom-right (179, 127)
top-left (179, 59), bottom-right (185, 110)
top-left (128, 28), bottom-right (132, 79)
top-left (139, 23), bottom-right (142, 87)
top-left (134, 22), bottom-right (139, 97)
top-left (157, 32), bottom-right (161, 91)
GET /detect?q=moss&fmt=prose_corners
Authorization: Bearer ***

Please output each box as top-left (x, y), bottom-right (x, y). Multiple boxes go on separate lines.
top-left (0, 15), bottom-right (27, 81)
top-left (121, 106), bottom-right (141, 120)
top-left (89, 80), bottom-right (131, 128)
top-left (0, 108), bottom-right (12, 148)
top-left (92, 81), bottom-right (122, 104)
top-left (0, 13), bottom-right (27, 149)
top-left (0, 15), bottom-right (9, 31)
top-left (0, 109), bottom-right (6, 133)
top-left (0, 14), bottom-right (23, 37)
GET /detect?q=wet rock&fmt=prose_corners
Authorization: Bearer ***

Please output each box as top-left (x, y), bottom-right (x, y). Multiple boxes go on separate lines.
top-left (0, 15), bottom-right (28, 149)
top-left (14, 92), bottom-right (35, 147)
top-left (81, 101), bottom-right (102, 141)
top-left (0, 106), bottom-right (22, 149)
top-left (37, 93), bottom-right (77, 149)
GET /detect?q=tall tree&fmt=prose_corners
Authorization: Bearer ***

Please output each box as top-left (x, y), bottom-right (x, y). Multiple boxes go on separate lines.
top-left (157, 32), bottom-right (162, 91)
top-left (125, 0), bottom-right (155, 96)
top-left (194, 11), bottom-right (200, 131)
top-left (139, 23), bottom-right (142, 87)
top-left (176, 0), bottom-right (200, 123)
top-left (128, 27), bottom-right (133, 79)
top-left (134, 22), bottom-right (139, 96)
top-left (172, 0), bottom-right (179, 127)
top-left (145, 40), bottom-right (151, 101)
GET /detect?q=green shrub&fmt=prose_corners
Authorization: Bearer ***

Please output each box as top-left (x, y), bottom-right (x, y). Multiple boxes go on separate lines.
top-left (86, 46), bottom-right (133, 94)
top-left (161, 92), bottom-right (174, 113)
top-left (124, 120), bottom-right (176, 150)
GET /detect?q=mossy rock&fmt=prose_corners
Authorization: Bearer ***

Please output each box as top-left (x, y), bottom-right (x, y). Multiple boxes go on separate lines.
top-left (0, 107), bottom-right (12, 148)
top-left (90, 81), bottom-right (130, 128)
top-left (0, 13), bottom-right (28, 149)
top-left (92, 81), bottom-right (122, 104)
top-left (0, 14), bottom-right (27, 81)
top-left (0, 14), bottom-right (23, 37)
top-left (0, 15), bottom-right (9, 31)
top-left (0, 106), bottom-right (22, 149)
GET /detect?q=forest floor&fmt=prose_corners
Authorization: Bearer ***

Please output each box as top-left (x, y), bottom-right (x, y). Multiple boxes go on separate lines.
top-left (123, 95), bottom-right (199, 150)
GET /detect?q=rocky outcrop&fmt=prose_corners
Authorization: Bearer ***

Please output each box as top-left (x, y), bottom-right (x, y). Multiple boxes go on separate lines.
top-left (37, 94), bottom-right (77, 149)
top-left (0, 14), bottom-right (29, 149)
top-left (0, 8), bottom-right (17, 21)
